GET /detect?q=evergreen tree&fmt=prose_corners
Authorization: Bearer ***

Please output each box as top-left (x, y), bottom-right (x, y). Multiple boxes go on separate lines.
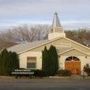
top-left (42, 46), bottom-right (49, 75)
top-left (0, 49), bottom-right (9, 75)
top-left (0, 49), bottom-right (19, 75)
top-left (48, 45), bottom-right (59, 76)
top-left (42, 45), bottom-right (59, 76)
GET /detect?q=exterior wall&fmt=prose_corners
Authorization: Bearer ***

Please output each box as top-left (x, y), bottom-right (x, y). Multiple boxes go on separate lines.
top-left (70, 42), bottom-right (90, 54)
top-left (31, 37), bottom-right (90, 55)
top-left (19, 51), bottom-right (42, 69)
top-left (58, 56), bottom-right (65, 70)
top-left (31, 38), bottom-right (71, 52)
top-left (18, 49), bottom-right (89, 72)
top-left (17, 37), bottom-right (90, 73)
top-left (59, 55), bottom-right (89, 71)
top-left (59, 49), bottom-right (90, 73)
top-left (52, 37), bottom-right (90, 54)
top-left (48, 32), bottom-right (65, 40)
top-left (18, 47), bottom-right (90, 75)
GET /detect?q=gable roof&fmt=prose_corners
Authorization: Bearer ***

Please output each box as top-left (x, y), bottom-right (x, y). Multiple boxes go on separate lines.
top-left (7, 40), bottom-right (48, 54)
top-left (7, 36), bottom-right (90, 55)
top-left (60, 48), bottom-right (90, 56)
top-left (65, 37), bottom-right (90, 50)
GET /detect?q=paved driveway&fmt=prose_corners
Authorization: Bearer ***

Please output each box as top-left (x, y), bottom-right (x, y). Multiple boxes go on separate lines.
top-left (0, 78), bottom-right (90, 90)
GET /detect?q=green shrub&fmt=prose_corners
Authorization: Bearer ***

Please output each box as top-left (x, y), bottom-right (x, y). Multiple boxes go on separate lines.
top-left (42, 45), bottom-right (59, 76)
top-left (84, 64), bottom-right (90, 76)
top-left (0, 49), bottom-right (19, 75)
top-left (56, 69), bottom-right (71, 76)
top-left (32, 69), bottom-right (45, 77)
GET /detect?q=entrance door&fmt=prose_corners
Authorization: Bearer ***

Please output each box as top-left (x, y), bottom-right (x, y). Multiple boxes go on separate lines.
top-left (65, 56), bottom-right (81, 75)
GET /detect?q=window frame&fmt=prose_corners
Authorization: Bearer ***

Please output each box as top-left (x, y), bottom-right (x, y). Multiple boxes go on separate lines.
top-left (27, 57), bottom-right (37, 69)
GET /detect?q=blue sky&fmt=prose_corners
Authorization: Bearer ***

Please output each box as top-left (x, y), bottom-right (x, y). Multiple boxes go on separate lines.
top-left (0, 0), bottom-right (90, 30)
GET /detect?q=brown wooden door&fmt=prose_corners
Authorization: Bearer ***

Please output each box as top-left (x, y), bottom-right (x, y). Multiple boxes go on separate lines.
top-left (65, 60), bottom-right (81, 75)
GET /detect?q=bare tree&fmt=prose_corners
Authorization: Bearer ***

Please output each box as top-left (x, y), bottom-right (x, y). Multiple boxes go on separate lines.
top-left (0, 24), bottom-right (50, 49)
top-left (0, 24), bottom-right (90, 50)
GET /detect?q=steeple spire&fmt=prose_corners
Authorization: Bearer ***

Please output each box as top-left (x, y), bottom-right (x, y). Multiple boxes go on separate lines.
top-left (52, 12), bottom-right (63, 33)
top-left (52, 12), bottom-right (61, 27)
top-left (48, 12), bottom-right (66, 40)
top-left (52, 12), bottom-right (61, 29)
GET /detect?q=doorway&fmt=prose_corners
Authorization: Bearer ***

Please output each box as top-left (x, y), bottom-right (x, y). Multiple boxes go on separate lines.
top-left (65, 56), bottom-right (81, 75)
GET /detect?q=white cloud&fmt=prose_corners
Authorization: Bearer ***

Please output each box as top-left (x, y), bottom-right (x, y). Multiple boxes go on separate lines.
top-left (0, 0), bottom-right (90, 16)
top-left (0, 0), bottom-right (90, 29)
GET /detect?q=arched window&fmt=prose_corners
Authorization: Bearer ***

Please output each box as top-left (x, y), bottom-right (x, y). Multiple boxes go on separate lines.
top-left (66, 56), bottom-right (80, 61)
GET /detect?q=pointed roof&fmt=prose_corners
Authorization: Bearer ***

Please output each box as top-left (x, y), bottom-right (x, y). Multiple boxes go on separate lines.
top-left (51, 12), bottom-right (64, 33)
top-left (48, 12), bottom-right (65, 39)
top-left (52, 12), bottom-right (61, 28)
top-left (8, 37), bottom-right (90, 55)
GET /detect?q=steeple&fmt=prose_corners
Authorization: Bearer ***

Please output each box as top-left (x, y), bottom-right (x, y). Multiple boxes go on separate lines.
top-left (52, 12), bottom-right (64, 33)
top-left (52, 12), bottom-right (61, 30)
top-left (48, 12), bottom-right (66, 40)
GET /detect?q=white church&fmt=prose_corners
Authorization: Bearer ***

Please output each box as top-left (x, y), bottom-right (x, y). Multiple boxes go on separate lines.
top-left (8, 13), bottom-right (90, 75)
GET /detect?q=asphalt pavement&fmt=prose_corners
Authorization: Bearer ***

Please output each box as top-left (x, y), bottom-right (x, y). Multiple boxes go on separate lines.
top-left (0, 77), bottom-right (90, 90)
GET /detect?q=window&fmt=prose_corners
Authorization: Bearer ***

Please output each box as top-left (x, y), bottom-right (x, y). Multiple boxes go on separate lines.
top-left (27, 57), bottom-right (36, 69)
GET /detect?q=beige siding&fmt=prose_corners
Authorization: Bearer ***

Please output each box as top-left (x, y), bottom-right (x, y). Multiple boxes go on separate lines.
top-left (30, 37), bottom-right (90, 55)
top-left (31, 38), bottom-right (71, 52)
top-left (60, 55), bottom-right (89, 71)
top-left (59, 49), bottom-right (90, 71)
top-left (71, 42), bottom-right (89, 54)
top-left (61, 49), bottom-right (86, 56)
top-left (17, 37), bottom-right (90, 72)
top-left (19, 51), bottom-right (42, 69)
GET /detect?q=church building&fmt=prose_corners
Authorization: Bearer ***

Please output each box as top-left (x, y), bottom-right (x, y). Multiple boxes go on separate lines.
top-left (8, 13), bottom-right (90, 75)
